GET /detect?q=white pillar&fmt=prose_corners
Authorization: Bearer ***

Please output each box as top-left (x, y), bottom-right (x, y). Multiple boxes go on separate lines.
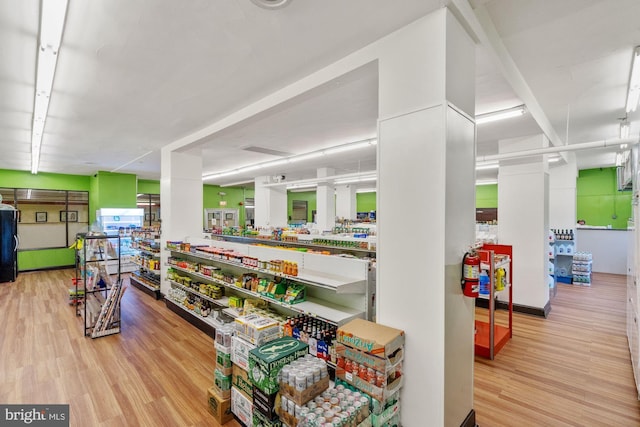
top-left (377, 9), bottom-right (476, 426)
top-left (160, 150), bottom-right (203, 295)
top-left (498, 134), bottom-right (550, 313)
top-left (316, 167), bottom-right (335, 231)
top-left (335, 184), bottom-right (357, 221)
top-left (549, 153), bottom-right (578, 230)
top-left (254, 176), bottom-right (288, 228)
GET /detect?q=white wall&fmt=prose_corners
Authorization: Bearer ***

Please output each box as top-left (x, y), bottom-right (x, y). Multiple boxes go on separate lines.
top-left (549, 154), bottom-right (577, 230)
top-left (254, 176), bottom-right (288, 228)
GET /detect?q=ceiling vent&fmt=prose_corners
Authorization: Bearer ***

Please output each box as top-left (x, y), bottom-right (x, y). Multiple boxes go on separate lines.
top-left (250, 0), bottom-right (293, 10)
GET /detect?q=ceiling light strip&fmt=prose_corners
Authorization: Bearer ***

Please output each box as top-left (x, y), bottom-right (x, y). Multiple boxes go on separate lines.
top-left (31, 0), bottom-right (69, 174)
top-left (627, 46), bottom-right (640, 113)
top-left (202, 137), bottom-right (376, 180)
top-left (475, 105), bottom-right (526, 124)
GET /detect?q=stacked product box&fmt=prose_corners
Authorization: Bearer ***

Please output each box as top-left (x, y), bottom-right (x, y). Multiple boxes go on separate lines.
top-left (235, 313), bottom-right (283, 346)
top-left (335, 319), bottom-right (404, 424)
top-left (230, 333), bottom-right (256, 423)
top-left (215, 344), bottom-right (233, 399)
top-left (207, 386), bottom-right (234, 425)
top-left (248, 337), bottom-right (308, 423)
top-left (232, 386), bottom-right (253, 426)
top-left (207, 326), bottom-right (234, 424)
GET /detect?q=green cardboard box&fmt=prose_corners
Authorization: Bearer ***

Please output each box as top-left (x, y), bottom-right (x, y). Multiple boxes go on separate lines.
top-left (248, 337), bottom-right (308, 394)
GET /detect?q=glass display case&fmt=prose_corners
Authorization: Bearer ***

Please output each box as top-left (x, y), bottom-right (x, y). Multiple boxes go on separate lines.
top-left (96, 208), bottom-right (144, 273)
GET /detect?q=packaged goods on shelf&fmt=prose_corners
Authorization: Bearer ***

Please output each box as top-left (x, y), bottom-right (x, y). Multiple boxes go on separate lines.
top-left (283, 314), bottom-right (338, 362)
top-left (232, 335), bottom-right (257, 371)
top-left (252, 385), bottom-right (279, 421)
top-left (214, 368), bottom-right (232, 399)
top-left (207, 386), bottom-right (233, 425)
top-left (231, 386), bottom-right (253, 426)
top-left (253, 407), bottom-right (283, 427)
top-left (277, 355), bottom-right (330, 406)
top-left (232, 364), bottom-right (253, 400)
top-left (215, 324), bottom-right (233, 348)
top-left (235, 314), bottom-right (283, 346)
top-left (248, 337), bottom-right (309, 395)
top-left (336, 319), bottom-right (405, 401)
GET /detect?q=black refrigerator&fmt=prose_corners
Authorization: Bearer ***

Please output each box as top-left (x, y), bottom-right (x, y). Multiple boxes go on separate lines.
top-left (0, 208), bottom-right (18, 283)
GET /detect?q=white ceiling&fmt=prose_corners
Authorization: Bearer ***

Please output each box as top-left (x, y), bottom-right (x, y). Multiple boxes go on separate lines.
top-left (1, 0), bottom-right (639, 186)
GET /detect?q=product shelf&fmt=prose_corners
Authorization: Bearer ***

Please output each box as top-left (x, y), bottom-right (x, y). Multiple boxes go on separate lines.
top-left (209, 234), bottom-right (376, 255)
top-left (169, 248), bottom-right (366, 294)
top-left (168, 279), bottom-right (229, 308)
top-left (133, 247), bottom-right (161, 257)
top-left (167, 263), bottom-right (363, 325)
top-left (164, 297), bottom-right (219, 331)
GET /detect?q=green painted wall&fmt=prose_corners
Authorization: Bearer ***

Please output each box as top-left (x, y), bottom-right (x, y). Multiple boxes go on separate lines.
top-left (0, 169), bottom-right (90, 271)
top-left (577, 167), bottom-right (632, 229)
top-left (287, 191), bottom-right (317, 222)
top-left (203, 185), bottom-right (254, 227)
top-left (138, 179), bottom-right (160, 194)
top-left (356, 192), bottom-right (376, 213)
top-left (0, 169), bottom-right (90, 191)
top-left (476, 184), bottom-right (498, 208)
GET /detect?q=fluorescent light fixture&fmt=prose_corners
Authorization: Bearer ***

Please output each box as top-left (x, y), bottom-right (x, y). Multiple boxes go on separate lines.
top-left (476, 105), bottom-right (526, 124)
top-left (356, 188), bottom-right (376, 193)
top-left (31, 0), bottom-right (68, 175)
top-left (548, 157), bottom-right (560, 163)
top-left (286, 183), bottom-right (317, 190)
top-left (203, 137), bottom-right (376, 181)
top-left (324, 140), bottom-right (372, 155)
top-left (627, 47), bottom-right (640, 113)
top-left (244, 205), bottom-right (255, 209)
top-left (288, 152), bottom-right (323, 163)
top-left (475, 162), bottom-right (499, 171)
top-left (476, 180), bottom-right (498, 186)
top-left (620, 119), bottom-right (630, 139)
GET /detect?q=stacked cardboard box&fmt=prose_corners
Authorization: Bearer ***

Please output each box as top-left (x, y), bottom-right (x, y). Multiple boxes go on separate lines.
top-left (335, 319), bottom-right (404, 425)
top-left (231, 334), bottom-right (256, 425)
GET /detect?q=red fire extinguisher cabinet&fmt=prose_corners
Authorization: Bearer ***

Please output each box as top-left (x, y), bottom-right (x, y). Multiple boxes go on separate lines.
top-left (475, 244), bottom-right (513, 360)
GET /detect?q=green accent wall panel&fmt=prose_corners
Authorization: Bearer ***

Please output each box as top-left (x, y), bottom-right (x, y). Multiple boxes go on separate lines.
top-left (138, 179), bottom-right (160, 194)
top-left (18, 248), bottom-right (75, 271)
top-left (203, 185), bottom-right (254, 226)
top-left (577, 167), bottom-right (632, 229)
top-left (356, 192), bottom-right (376, 213)
top-left (95, 171), bottom-right (137, 208)
top-left (0, 169), bottom-right (90, 191)
top-left (476, 184), bottom-right (498, 208)
top-left (288, 191), bottom-right (317, 222)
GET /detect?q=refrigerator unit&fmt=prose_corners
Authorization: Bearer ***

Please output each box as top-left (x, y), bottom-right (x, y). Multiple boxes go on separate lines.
top-left (0, 205), bottom-right (18, 283)
top-left (95, 208), bottom-right (144, 274)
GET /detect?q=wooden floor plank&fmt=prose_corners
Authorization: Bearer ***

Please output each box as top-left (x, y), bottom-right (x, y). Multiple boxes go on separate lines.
top-left (475, 273), bottom-right (640, 426)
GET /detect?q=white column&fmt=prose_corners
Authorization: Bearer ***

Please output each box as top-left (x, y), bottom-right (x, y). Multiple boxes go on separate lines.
top-left (254, 176), bottom-right (288, 228)
top-left (549, 153), bottom-right (577, 230)
top-left (377, 9), bottom-right (476, 426)
top-left (316, 167), bottom-right (335, 231)
top-left (498, 134), bottom-right (550, 312)
top-left (335, 184), bottom-right (356, 221)
top-left (160, 149), bottom-right (203, 295)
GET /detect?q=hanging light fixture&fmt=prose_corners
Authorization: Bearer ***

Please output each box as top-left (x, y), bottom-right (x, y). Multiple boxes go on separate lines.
top-left (626, 46), bottom-right (640, 113)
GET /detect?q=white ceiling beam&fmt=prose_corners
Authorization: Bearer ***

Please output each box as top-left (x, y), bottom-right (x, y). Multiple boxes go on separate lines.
top-left (451, 0), bottom-right (564, 147)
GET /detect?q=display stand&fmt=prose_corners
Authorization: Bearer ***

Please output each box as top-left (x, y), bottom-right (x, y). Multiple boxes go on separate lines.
top-left (131, 229), bottom-right (162, 299)
top-left (75, 233), bottom-right (125, 338)
top-left (475, 244), bottom-right (512, 360)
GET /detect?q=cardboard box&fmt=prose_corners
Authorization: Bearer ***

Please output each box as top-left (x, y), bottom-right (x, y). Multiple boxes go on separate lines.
top-left (232, 335), bottom-right (256, 371)
top-left (275, 407), bottom-right (298, 427)
top-left (231, 386), bottom-right (253, 426)
top-left (337, 318), bottom-right (404, 359)
top-left (214, 368), bottom-right (232, 399)
top-left (248, 337), bottom-right (308, 394)
top-left (235, 314), bottom-right (282, 346)
top-left (252, 385), bottom-right (278, 421)
top-left (279, 375), bottom-right (330, 406)
top-left (232, 364), bottom-right (253, 400)
top-left (335, 367), bottom-right (402, 402)
top-left (216, 343), bottom-right (233, 375)
top-left (207, 386), bottom-right (233, 425)
top-left (336, 343), bottom-right (403, 372)
top-left (253, 407), bottom-right (283, 427)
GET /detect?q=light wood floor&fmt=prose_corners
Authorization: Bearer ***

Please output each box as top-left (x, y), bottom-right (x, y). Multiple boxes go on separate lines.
top-left (475, 273), bottom-right (640, 426)
top-left (1, 270), bottom-right (639, 426)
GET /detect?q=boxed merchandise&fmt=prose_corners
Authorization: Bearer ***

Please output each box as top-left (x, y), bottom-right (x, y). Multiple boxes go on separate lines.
top-left (235, 314), bottom-right (282, 346)
top-left (337, 318), bottom-right (404, 358)
top-left (275, 406), bottom-right (297, 427)
top-left (214, 368), bottom-right (232, 399)
top-left (248, 337), bottom-right (308, 394)
top-left (231, 386), bottom-right (253, 426)
top-left (253, 407), bottom-right (283, 427)
top-left (206, 386), bottom-right (233, 425)
top-left (279, 375), bottom-right (329, 407)
top-left (232, 364), bottom-right (253, 400)
top-left (231, 335), bottom-right (256, 371)
top-left (252, 385), bottom-right (279, 421)
top-left (215, 343), bottom-right (233, 376)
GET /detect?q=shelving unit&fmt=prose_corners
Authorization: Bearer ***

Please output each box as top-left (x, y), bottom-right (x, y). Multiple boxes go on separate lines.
top-left (130, 229), bottom-right (162, 299)
top-left (96, 208), bottom-right (144, 274)
top-left (548, 231), bottom-right (556, 298)
top-left (572, 253), bottom-right (592, 286)
top-left (475, 243), bottom-right (513, 360)
top-left (75, 233), bottom-right (124, 338)
top-left (163, 238), bottom-right (370, 336)
top-left (553, 239), bottom-right (575, 284)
